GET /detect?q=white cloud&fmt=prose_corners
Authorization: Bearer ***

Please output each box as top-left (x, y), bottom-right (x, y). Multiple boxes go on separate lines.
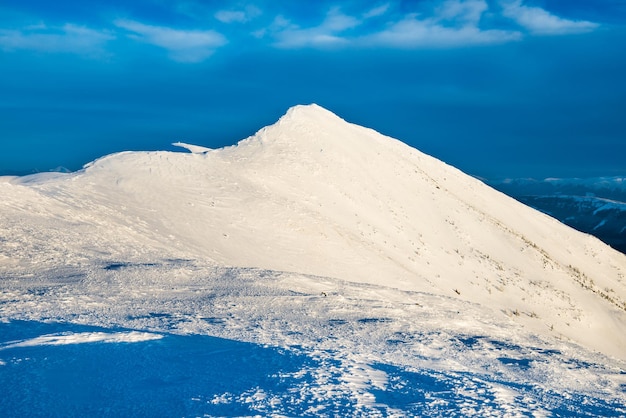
top-left (215, 5), bottom-right (262, 24)
top-left (272, 7), bottom-right (361, 48)
top-left (252, 15), bottom-right (288, 39)
top-left (363, 4), bottom-right (390, 19)
top-left (252, 1), bottom-right (528, 50)
top-left (270, 15), bottom-right (291, 30)
top-left (361, 1), bottom-right (521, 48)
top-left (165, 0), bottom-right (599, 53)
top-left (262, 0), bottom-right (599, 51)
top-left (264, 1), bottom-right (527, 50)
top-left (114, 19), bottom-right (226, 62)
top-left (363, 13), bottom-right (522, 47)
top-left (436, 0), bottom-right (488, 25)
top-left (502, 0), bottom-right (599, 35)
top-left (215, 10), bottom-right (247, 24)
top-left (0, 23), bottom-right (114, 56)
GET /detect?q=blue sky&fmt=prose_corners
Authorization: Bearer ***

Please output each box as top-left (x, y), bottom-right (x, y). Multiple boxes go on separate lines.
top-left (1, 0), bottom-right (625, 179)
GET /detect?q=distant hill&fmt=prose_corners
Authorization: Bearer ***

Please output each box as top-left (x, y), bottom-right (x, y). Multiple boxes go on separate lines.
top-left (489, 177), bottom-right (626, 254)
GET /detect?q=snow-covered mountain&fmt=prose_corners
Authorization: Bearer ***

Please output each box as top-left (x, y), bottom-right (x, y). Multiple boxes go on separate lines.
top-left (1, 104), bottom-right (625, 416)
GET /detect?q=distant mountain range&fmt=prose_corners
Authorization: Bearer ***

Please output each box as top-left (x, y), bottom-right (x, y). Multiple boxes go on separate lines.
top-left (488, 177), bottom-right (626, 254)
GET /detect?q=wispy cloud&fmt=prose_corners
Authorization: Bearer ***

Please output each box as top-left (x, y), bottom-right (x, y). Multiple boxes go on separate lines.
top-left (0, 23), bottom-right (114, 56)
top-left (436, 0), bottom-right (487, 25)
top-left (363, 4), bottom-right (390, 19)
top-left (363, 14), bottom-right (522, 48)
top-left (262, 1), bottom-right (525, 49)
top-left (502, 0), bottom-right (599, 35)
top-left (114, 19), bottom-right (226, 63)
top-left (258, 0), bottom-right (601, 50)
top-left (364, 0), bottom-right (522, 47)
top-left (270, 7), bottom-right (361, 48)
top-left (215, 5), bottom-right (262, 24)
top-left (0, 1), bottom-right (602, 61)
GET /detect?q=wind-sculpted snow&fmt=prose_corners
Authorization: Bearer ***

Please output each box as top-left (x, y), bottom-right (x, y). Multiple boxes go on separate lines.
top-left (0, 331), bottom-right (162, 350)
top-left (1, 104), bottom-right (626, 415)
top-left (1, 264), bottom-right (625, 416)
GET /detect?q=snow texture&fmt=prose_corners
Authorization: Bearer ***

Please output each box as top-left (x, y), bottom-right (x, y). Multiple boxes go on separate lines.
top-left (1, 104), bottom-right (625, 416)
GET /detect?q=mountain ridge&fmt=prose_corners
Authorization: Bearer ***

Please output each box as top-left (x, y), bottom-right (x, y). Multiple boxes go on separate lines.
top-left (1, 104), bottom-right (625, 361)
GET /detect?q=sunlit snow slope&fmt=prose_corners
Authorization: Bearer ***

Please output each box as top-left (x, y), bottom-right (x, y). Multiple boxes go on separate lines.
top-left (1, 104), bottom-right (626, 362)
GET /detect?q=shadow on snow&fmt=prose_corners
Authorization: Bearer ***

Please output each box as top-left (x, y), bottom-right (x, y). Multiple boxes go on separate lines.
top-left (1, 322), bottom-right (625, 417)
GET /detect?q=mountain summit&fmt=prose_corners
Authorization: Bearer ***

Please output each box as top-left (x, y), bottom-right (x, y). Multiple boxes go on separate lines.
top-left (1, 104), bottom-right (626, 363)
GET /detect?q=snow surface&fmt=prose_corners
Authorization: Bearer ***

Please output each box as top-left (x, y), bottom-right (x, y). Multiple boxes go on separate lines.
top-left (1, 104), bottom-right (625, 415)
top-left (0, 331), bottom-right (163, 350)
top-left (172, 141), bottom-right (212, 154)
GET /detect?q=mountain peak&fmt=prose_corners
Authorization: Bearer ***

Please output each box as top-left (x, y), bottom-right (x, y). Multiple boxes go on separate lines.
top-left (273, 104), bottom-right (350, 138)
top-left (238, 103), bottom-right (399, 158)
top-left (272, 104), bottom-right (355, 137)
top-left (282, 103), bottom-right (341, 122)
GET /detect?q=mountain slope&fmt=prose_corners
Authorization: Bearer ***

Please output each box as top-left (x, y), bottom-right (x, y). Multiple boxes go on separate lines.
top-left (1, 104), bottom-right (625, 362)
